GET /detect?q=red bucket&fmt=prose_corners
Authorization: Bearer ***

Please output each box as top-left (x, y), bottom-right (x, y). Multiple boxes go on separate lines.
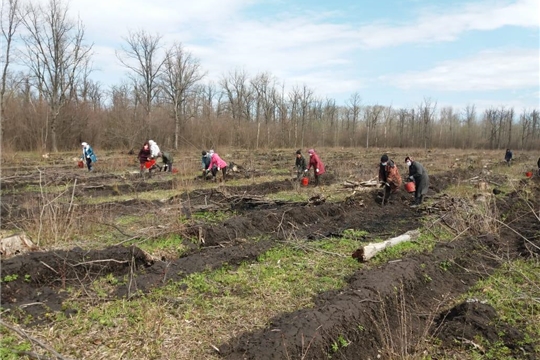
top-left (404, 181), bottom-right (415, 193)
top-left (77, 160), bottom-right (84, 168)
top-left (301, 177), bottom-right (309, 186)
top-left (526, 171), bottom-right (533, 178)
top-left (145, 159), bottom-right (156, 169)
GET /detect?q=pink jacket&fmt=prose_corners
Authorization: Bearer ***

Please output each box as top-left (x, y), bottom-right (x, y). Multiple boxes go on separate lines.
top-left (207, 153), bottom-right (227, 170)
top-left (307, 149), bottom-right (325, 175)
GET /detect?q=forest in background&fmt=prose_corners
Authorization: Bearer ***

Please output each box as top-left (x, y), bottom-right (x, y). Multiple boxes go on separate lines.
top-left (1, 0), bottom-right (539, 153)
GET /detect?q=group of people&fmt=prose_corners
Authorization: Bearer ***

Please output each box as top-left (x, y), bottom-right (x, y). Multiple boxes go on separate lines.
top-left (378, 154), bottom-right (429, 207)
top-left (80, 142), bottom-right (540, 203)
top-left (201, 150), bottom-right (228, 181)
top-left (295, 149), bottom-right (326, 186)
top-left (137, 140), bottom-right (174, 174)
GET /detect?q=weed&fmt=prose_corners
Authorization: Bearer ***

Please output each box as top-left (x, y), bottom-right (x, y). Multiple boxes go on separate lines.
top-left (0, 329), bottom-right (31, 360)
top-left (138, 234), bottom-right (189, 258)
top-left (192, 210), bottom-right (234, 223)
top-left (342, 229), bottom-right (369, 240)
top-left (439, 260), bottom-right (452, 271)
top-left (2, 274), bottom-right (18, 283)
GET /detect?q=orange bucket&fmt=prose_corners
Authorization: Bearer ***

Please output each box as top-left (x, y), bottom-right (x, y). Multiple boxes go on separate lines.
top-left (145, 159), bottom-right (156, 169)
top-left (404, 181), bottom-right (415, 193)
top-left (77, 160), bottom-right (84, 168)
top-left (301, 177), bottom-right (309, 186)
top-left (526, 171), bottom-right (533, 178)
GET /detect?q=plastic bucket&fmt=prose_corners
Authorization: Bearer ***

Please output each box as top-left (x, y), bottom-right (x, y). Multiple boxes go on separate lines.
top-left (301, 177), bottom-right (309, 186)
top-left (145, 159), bottom-right (156, 169)
top-left (78, 160), bottom-right (84, 168)
top-left (404, 181), bottom-right (415, 193)
top-left (526, 171), bottom-right (533, 178)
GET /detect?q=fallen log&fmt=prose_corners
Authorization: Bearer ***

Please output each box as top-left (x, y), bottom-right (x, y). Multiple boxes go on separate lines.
top-left (352, 229), bottom-right (420, 262)
top-left (359, 180), bottom-right (379, 187)
top-left (343, 180), bottom-right (360, 188)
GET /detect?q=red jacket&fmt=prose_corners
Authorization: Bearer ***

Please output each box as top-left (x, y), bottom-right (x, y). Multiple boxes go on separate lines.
top-left (307, 150), bottom-right (325, 175)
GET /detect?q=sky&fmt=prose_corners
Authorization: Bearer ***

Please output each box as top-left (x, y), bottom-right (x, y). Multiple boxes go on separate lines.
top-left (32, 0), bottom-right (540, 110)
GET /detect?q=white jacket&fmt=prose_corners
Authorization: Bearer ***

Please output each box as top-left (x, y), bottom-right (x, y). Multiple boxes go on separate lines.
top-left (148, 140), bottom-right (160, 157)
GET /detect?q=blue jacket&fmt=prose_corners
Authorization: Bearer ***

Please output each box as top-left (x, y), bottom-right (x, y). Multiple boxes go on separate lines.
top-left (82, 146), bottom-right (97, 163)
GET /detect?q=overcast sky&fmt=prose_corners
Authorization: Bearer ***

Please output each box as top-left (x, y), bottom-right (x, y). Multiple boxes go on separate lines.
top-left (35, 0), bottom-right (540, 110)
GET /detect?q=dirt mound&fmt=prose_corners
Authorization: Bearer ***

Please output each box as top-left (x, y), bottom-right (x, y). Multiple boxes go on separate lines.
top-left (1, 246), bottom-right (152, 321)
top-left (434, 301), bottom-right (536, 359)
top-left (0, 190), bottom-right (419, 325)
top-left (218, 232), bottom-right (520, 359)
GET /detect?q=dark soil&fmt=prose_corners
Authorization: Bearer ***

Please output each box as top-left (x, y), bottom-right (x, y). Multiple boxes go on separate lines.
top-left (434, 301), bottom-right (536, 359)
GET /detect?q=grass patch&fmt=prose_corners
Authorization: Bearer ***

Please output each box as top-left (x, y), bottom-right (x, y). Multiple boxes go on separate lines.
top-left (30, 237), bottom-right (361, 359)
top-left (266, 190), bottom-right (310, 202)
top-left (192, 210), bottom-right (234, 223)
top-left (0, 327), bottom-right (32, 360)
top-left (137, 234), bottom-right (191, 258)
top-left (428, 259), bottom-right (540, 359)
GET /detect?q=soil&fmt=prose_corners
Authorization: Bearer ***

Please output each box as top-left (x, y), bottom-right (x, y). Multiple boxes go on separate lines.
top-left (1, 151), bottom-right (539, 359)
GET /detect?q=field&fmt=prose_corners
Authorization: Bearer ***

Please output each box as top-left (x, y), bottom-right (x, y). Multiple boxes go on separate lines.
top-left (1, 148), bottom-right (539, 360)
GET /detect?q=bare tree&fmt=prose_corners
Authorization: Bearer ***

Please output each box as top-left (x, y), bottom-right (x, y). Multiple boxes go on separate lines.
top-left (463, 104), bottom-right (476, 148)
top-left (346, 92), bottom-right (361, 147)
top-left (299, 84), bottom-right (313, 148)
top-left (364, 105), bottom-right (383, 149)
top-left (159, 42), bottom-right (204, 149)
top-left (0, 0), bottom-right (23, 143)
top-left (21, 0), bottom-right (92, 151)
top-left (117, 30), bottom-right (164, 136)
top-left (418, 97), bottom-right (437, 149)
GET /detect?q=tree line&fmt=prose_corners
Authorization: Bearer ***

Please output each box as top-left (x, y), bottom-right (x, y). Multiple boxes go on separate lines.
top-left (1, 0), bottom-right (539, 152)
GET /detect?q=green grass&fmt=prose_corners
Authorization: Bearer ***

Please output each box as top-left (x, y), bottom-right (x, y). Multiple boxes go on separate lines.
top-left (266, 190), bottom-right (310, 202)
top-left (0, 327), bottom-right (32, 360)
top-left (428, 259), bottom-right (540, 359)
top-left (26, 237), bottom-right (362, 360)
top-left (137, 234), bottom-right (191, 258)
top-left (191, 210), bottom-right (235, 223)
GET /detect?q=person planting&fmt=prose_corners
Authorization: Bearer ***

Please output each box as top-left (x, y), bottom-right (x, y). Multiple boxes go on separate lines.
top-left (378, 154), bottom-right (401, 204)
top-left (295, 149), bottom-right (307, 180)
top-left (405, 156), bottom-right (429, 206)
top-left (304, 149), bottom-right (325, 186)
top-left (206, 151), bottom-right (228, 182)
top-left (80, 142), bottom-right (97, 172)
top-left (138, 142), bottom-right (151, 174)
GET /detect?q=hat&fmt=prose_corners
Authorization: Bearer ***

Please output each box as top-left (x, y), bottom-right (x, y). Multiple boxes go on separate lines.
top-left (149, 140), bottom-right (155, 145)
top-left (81, 142), bottom-right (88, 147)
top-left (296, 149), bottom-right (302, 155)
top-left (381, 154), bottom-right (389, 163)
top-left (308, 149), bottom-right (315, 154)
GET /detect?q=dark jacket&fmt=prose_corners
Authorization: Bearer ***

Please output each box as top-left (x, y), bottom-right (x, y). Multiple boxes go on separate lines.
top-left (202, 154), bottom-right (211, 169)
top-left (138, 144), bottom-right (151, 164)
top-left (505, 150), bottom-right (513, 161)
top-left (409, 161), bottom-right (429, 195)
top-left (295, 155), bottom-right (307, 172)
top-left (161, 152), bottom-right (173, 164)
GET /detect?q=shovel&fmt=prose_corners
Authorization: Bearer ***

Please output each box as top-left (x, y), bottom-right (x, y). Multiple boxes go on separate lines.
top-left (381, 182), bottom-right (389, 206)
